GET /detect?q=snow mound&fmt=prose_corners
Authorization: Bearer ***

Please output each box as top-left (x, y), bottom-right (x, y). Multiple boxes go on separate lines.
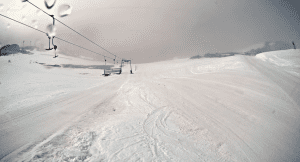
top-left (256, 49), bottom-right (300, 77)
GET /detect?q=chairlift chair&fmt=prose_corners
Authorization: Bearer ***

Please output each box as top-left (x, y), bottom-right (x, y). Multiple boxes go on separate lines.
top-left (45, 34), bottom-right (53, 51)
top-left (52, 36), bottom-right (58, 58)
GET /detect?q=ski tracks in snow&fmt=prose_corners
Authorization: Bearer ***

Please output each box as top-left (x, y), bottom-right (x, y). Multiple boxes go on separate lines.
top-left (89, 107), bottom-right (226, 162)
top-left (11, 74), bottom-right (236, 162)
top-left (84, 78), bottom-right (236, 162)
top-left (9, 62), bottom-right (264, 162)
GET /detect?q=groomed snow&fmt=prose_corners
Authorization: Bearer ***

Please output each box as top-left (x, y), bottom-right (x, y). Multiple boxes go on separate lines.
top-left (1, 49), bottom-right (300, 162)
top-left (0, 51), bottom-right (117, 114)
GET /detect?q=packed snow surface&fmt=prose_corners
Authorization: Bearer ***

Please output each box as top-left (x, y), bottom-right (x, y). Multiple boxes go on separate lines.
top-left (0, 49), bottom-right (300, 162)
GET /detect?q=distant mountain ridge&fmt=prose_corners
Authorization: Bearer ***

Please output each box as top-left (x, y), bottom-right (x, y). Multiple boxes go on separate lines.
top-left (190, 41), bottom-right (296, 59)
top-left (190, 52), bottom-right (240, 59)
top-left (0, 44), bottom-right (34, 56)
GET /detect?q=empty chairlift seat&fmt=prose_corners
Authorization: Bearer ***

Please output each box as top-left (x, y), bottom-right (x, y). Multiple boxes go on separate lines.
top-left (112, 68), bottom-right (122, 74)
top-left (103, 69), bottom-right (112, 76)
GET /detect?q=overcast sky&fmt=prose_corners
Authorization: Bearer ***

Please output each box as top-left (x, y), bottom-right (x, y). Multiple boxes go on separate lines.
top-left (0, 0), bottom-right (299, 63)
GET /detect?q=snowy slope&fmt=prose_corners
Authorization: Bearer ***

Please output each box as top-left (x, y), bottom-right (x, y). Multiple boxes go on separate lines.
top-left (0, 50), bottom-right (118, 114)
top-left (1, 49), bottom-right (300, 162)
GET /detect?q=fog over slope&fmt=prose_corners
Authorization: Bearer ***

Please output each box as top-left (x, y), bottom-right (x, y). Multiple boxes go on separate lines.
top-left (1, 0), bottom-right (300, 63)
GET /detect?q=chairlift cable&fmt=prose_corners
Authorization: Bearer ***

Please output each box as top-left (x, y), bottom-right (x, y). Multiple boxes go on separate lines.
top-left (0, 13), bottom-right (47, 34)
top-left (55, 18), bottom-right (117, 58)
top-left (55, 37), bottom-right (113, 59)
top-left (26, 0), bottom-right (52, 17)
top-left (0, 13), bottom-right (113, 60)
top-left (26, 0), bottom-right (119, 59)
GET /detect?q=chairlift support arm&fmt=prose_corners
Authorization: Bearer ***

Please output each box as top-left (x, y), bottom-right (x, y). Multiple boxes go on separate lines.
top-left (45, 34), bottom-right (53, 50)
